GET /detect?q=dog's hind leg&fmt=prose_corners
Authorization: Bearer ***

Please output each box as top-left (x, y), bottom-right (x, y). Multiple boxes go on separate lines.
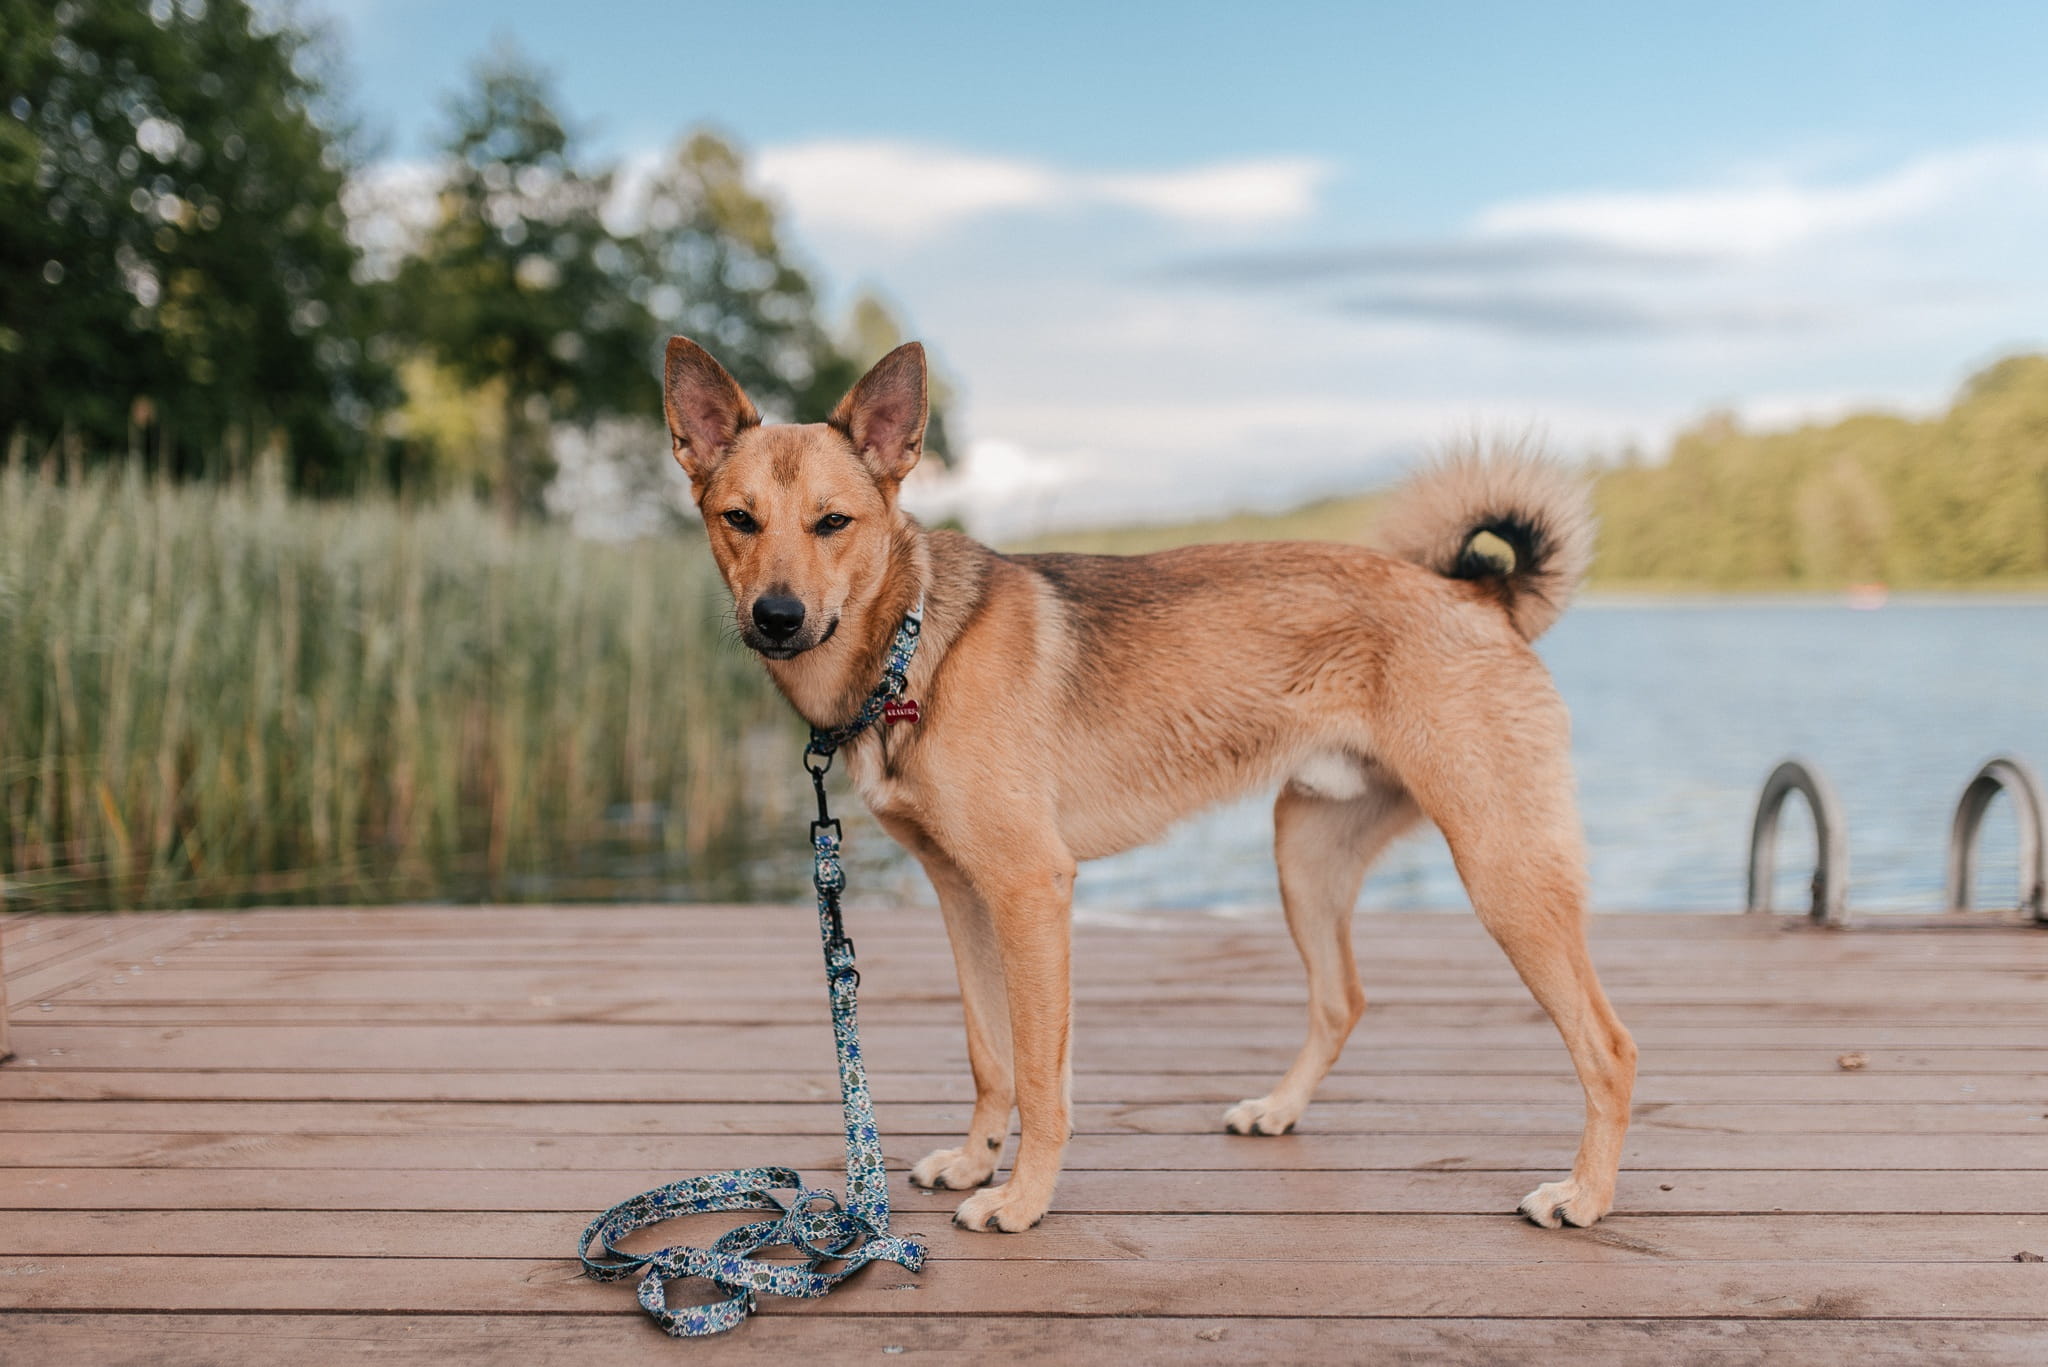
top-left (1225, 776), bottom-right (1420, 1136)
top-left (1462, 840), bottom-right (1636, 1228)
top-left (1398, 692), bottom-right (1638, 1229)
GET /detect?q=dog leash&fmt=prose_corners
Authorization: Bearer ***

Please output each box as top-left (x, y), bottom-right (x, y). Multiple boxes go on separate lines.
top-left (577, 601), bottom-right (929, 1337)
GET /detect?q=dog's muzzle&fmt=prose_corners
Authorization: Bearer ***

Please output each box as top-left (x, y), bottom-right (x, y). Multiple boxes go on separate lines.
top-left (743, 608), bottom-right (838, 660)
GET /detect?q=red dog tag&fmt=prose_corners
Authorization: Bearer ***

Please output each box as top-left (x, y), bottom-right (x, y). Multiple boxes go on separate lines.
top-left (883, 699), bottom-right (921, 726)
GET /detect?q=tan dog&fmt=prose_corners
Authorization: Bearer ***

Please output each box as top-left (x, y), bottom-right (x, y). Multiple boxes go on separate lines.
top-left (662, 336), bottom-right (1637, 1233)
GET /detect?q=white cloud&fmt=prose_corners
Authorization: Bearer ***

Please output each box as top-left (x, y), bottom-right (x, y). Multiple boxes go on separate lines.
top-left (1475, 143), bottom-right (2048, 256)
top-left (754, 138), bottom-right (1330, 241)
top-left (902, 438), bottom-right (1072, 534)
top-left (755, 141), bottom-right (1060, 238)
top-left (1090, 158), bottom-right (1330, 225)
top-left (1154, 140), bottom-right (2048, 351)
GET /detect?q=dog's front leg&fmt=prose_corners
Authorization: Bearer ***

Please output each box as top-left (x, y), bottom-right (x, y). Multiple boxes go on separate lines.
top-left (949, 843), bottom-right (1075, 1234)
top-left (898, 844), bottom-right (1014, 1192)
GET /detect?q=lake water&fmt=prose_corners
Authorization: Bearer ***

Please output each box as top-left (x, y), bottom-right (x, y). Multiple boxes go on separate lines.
top-left (813, 598), bottom-right (2048, 917)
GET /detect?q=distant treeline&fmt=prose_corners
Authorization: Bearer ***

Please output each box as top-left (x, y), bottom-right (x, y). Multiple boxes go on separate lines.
top-left (1022, 354), bottom-right (2048, 589)
top-left (1594, 355), bottom-right (2048, 588)
top-left (1, 0), bottom-right (949, 513)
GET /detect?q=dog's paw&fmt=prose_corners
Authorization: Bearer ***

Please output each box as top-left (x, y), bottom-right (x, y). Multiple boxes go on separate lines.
top-left (1223, 1094), bottom-right (1303, 1136)
top-left (1518, 1178), bottom-right (1611, 1229)
top-left (952, 1183), bottom-right (1049, 1233)
top-left (911, 1144), bottom-right (997, 1191)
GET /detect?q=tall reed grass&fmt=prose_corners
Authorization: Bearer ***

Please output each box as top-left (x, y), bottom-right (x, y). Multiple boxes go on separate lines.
top-left (0, 465), bottom-right (792, 910)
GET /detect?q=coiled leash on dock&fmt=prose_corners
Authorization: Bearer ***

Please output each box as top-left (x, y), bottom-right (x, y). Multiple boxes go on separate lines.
top-left (578, 603), bottom-right (929, 1337)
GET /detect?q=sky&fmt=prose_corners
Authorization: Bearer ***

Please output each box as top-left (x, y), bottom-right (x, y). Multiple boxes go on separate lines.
top-left (311, 0), bottom-right (2048, 536)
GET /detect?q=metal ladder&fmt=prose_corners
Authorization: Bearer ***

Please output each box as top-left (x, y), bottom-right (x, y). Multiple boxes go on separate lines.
top-left (1746, 754), bottom-right (2047, 926)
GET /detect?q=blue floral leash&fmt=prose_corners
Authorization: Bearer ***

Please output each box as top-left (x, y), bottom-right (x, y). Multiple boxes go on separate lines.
top-left (578, 602), bottom-right (929, 1337)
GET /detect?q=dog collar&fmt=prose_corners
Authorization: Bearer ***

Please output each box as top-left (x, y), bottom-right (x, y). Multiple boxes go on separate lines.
top-left (804, 599), bottom-right (925, 763)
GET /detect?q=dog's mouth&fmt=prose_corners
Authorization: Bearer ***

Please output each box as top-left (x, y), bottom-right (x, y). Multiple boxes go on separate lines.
top-left (745, 616), bottom-right (838, 661)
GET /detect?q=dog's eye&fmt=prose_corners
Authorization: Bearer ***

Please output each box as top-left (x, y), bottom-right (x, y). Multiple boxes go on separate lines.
top-left (814, 513), bottom-right (852, 535)
top-left (722, 509), bottom-right (759, 533)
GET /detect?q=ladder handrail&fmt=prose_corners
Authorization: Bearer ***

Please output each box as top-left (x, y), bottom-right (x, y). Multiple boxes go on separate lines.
top-left (1946, 754), bottom-right (2047, 922)
top-left (1746, 758), bottom-right (1850, 925)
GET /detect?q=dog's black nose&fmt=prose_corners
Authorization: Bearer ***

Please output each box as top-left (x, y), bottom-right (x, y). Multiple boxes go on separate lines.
top-left (752, 595), bottom-right (806, 641)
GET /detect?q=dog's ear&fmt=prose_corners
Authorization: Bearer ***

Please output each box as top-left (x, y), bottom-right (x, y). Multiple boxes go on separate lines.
top-left (663, 336), bottom-right (760, 485)
top-left (831, 342), bottom-right (928, 484)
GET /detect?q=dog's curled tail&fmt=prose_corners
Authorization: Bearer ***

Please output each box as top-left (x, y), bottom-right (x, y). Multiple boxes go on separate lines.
top-left (1375, 442), bottom-right (1594, 642)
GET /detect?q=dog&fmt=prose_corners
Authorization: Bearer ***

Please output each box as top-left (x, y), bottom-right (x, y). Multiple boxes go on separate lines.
top-left (661, 335), bottom-right (1637, 1234)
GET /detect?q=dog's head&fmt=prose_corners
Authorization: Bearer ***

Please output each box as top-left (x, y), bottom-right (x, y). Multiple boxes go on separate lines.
top-left (662, 337), bottom-right (927, 660)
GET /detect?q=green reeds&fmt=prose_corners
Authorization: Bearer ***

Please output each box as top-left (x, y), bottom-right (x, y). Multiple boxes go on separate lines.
top-left (0, 465), bottom-right (791, 910)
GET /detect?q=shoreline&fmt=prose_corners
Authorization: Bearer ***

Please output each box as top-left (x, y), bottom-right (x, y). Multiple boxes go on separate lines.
top-left (1576, 587), bottom-right (2048, 608)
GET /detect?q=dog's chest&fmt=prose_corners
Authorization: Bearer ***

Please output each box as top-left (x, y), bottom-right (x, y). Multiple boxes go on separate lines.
top-left (847, 745), bottom-right (917, 820)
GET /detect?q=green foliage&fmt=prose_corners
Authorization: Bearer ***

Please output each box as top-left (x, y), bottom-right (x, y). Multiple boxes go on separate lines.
top-left (0, 0), bottom-right (389, 488)
top-left (2, 18), bottom-right (955, 505)
top-left (0, 464), bottom-right (790, 910)
top-left (630, 131), bottom-right (853, 425)
top-left (384, 65), bottom-right (963, 509)
top-left (393, 46), bottom-right (653, 515)
top-left (1595, 355), bottom-right (2048, 588)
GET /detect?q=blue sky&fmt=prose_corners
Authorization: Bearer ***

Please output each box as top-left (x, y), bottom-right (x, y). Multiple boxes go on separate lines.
top-left (319, 1), bottom-right (2048, 534)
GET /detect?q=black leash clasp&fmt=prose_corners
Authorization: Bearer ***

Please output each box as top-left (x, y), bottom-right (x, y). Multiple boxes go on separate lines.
top-left (805, 744), bottom-right (834, 826)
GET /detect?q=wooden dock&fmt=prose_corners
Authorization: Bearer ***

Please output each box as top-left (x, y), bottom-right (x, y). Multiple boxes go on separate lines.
top-left (2, 902), bottom-right (2045, 1363)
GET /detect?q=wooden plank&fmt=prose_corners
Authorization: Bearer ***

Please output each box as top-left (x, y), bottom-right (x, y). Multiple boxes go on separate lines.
top-left (2, 1253), bottom-right (2044, 1318)
top-left (3, 1313), bottom-right (2041, 1367)
top-left (118, 928), bottom-right (2034, 964)
top-left (158, 944), bottom-right (2036, 982)
top-left (50, 916), bottom-right (2039, 951)
top-left (1, 1067), bottom-right (2037, 1105)
top-left (37, 986), bottom-right (2048, 1022)
top-left (4, 1209), bottom-right (2043, 1264)
top-left (8, 1039), bottom-right (2043, 1076)
top-left (54, 954), bottom-right (2048, 997)
top-left (40, 954), bottom-right (2048, 991)
top-left (3, 920), bottom-right (219, 1006)
top-left (1, 1098), bottom-right (2044, 1137)
top-left (133, 931), bottom-right (2041, 967)
top-left (136, 932), bottom-right (2047, 967)
top-left (1, 914), bottom-right (205, 974)
top-left (0, 915), bottom-right (113, 973)
top-left (2, 1166), bottom-right (2042, 1215)
top-left (179, 903), bottom-right (2038, 936)
top-left (16, 1019), bottom-right (2048, 1069)
top-left (11, 1127), bottom-right (2048, 1172)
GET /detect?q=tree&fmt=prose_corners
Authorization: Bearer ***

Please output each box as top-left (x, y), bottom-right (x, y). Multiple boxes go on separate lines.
top-left (1592, 354), bottom-right (2048, 587)
top-left (623, 134), bottom-right (958, 461)
top-left (0, 0), bottom-right (388, 488)
top-left (1, 14), bottom-right (959, 506)
top-left (626, 131), bottom-right (853, 425)
top-left (394, 46), bottom-right (651, 519)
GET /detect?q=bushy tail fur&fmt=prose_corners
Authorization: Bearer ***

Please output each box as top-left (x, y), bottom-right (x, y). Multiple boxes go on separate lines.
top-left (1375, 441), bottom-right (1593, 641)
